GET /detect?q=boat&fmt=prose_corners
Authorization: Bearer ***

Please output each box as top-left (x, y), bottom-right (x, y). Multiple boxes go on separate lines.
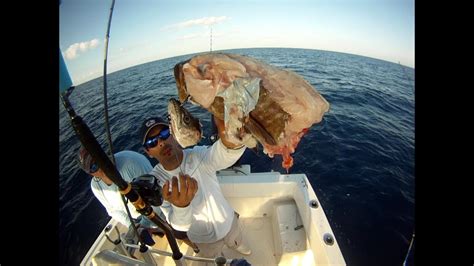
top-left (80, 164), bottom-right (346, 265)
top-left (60, 1), bottom-right (345, 264)
top-left (60, 36), bottom-right (346, 266)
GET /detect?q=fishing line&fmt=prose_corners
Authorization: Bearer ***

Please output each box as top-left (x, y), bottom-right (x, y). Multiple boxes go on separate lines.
top-left (102, 0), bottom-right (116, 163)
top-left (99, 0), bottom-right (145, 248)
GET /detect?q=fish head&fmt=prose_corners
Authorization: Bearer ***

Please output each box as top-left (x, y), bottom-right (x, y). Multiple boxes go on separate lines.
top-left (174, 60), bottom-right (190, 103)
top-left (167, 98), bottom-right (203, 148)
top-left (174, 60), bottom-right (189, 102)
top-left (174, 57), bottom-right (218, 108)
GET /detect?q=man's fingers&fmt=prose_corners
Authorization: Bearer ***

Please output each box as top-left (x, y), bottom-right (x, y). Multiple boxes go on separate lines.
top-left (193, 178), bottom-right (198, 194)
top-left (162, 180), bottom-right (171, 200)
top-left (164, 175), bottom-right (198, 207)
top-left (179, 173), bottom-right (187, 195)
top-left (180, 174), bottom-right (193, 201)
top-left (186, 177), bottom-right (197, 198)
top-left (192, 177), bottom-right (198, 194)
top-left (184, 175), bottom-right (192, 197)
top-left (171, 176), bottom-right (179, 199)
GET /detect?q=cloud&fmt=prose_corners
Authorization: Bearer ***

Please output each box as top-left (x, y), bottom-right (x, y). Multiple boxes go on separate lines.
top-left (64, 39), bottom-right (100, 60)
top-left (162, 16), bottom-right (230, 31)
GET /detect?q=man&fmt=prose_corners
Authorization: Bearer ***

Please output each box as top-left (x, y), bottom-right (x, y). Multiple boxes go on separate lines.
top-left (141, 116), bottom-right (252, 261)
top-left (78, 147), bottom-right (159, 229)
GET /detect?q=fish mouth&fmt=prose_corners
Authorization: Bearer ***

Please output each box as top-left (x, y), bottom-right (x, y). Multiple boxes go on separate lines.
top-left (174, 60), bottom-right (190, 103)
top-left (168, 98), bottom-right (181, 127)
top-left (168, 98), bottom-right (181, 113)
top-left (167, 98), bottom-right (181, 140)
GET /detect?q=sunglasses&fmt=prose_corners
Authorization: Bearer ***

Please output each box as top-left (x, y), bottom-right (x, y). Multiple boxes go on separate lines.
top-left (144, 127), bottom-right (171, 149)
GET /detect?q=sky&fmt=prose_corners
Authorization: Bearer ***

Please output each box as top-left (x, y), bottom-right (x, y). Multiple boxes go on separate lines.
top-left (60, 0), bottom-right (414, 85)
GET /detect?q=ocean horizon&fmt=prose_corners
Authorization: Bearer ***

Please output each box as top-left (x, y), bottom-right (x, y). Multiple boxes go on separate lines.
top-left (59, 47), bottom-right (414, 266)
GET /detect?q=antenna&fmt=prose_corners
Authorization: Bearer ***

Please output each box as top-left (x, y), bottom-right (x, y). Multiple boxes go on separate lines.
top-left (210, 26), bottom-right (213, 52)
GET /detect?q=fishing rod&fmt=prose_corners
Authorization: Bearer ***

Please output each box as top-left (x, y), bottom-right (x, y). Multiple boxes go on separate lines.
top-left (60, 52), bottom-right (185, 264)
top-left (59, 1), bottom-right (187, 263)
top-left (103, 0), bottom-right (116, 163)
top-left (98, 0), bottom-right (148, 257)
top-left (402, 232), bottom-right (415, 266)
top-left (61, 1), bottom-right (247, 264)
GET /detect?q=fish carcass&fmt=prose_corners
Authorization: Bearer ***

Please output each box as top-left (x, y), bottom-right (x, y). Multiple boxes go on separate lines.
top-left (174, 53), bottom-right (329, 171)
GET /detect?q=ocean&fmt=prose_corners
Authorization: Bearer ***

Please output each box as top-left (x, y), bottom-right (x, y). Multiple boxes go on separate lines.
top-left (59, 48), bottom-right (414, 265)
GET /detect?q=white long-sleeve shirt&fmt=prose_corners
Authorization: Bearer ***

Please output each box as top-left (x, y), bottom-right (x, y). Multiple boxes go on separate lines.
top-left (91, 150), bottom-right (158, 227)
top-left (150, 139), bottom-right (245, 243)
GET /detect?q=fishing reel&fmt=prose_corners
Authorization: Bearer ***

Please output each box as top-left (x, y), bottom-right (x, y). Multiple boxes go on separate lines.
top-left (131, 174), bottom-right (163, 206)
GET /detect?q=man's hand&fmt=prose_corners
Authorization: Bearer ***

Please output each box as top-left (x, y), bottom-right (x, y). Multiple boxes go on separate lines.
top-left (214, 115), bottom-right (244, 149)
top-left (162, 173), bottom-right (198, 207)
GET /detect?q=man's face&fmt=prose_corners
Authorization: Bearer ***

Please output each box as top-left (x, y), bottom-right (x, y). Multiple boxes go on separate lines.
top-left (144, 125), bottom-right (182, 163)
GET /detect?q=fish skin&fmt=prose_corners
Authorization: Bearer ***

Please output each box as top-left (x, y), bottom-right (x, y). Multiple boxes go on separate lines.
top-left (167, 98), bottom-right (202, 148)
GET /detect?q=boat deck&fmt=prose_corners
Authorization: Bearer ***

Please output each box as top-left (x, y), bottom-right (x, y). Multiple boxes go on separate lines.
top-left (149, 216), bottom-right (314, 266)
top-left (81, 165), bottom-right (345, 265)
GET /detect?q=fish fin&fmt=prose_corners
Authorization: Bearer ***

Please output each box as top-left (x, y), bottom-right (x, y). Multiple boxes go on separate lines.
top-left (244, 115), bottom-right (277, 146)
